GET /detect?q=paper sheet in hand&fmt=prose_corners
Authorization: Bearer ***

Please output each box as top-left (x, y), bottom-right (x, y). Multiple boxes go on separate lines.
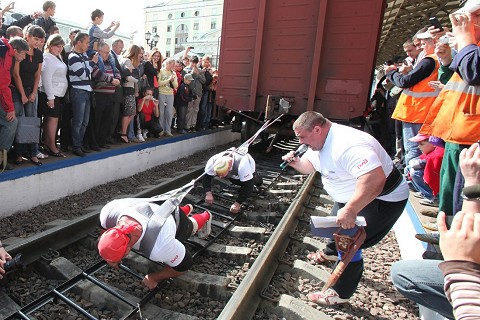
top-left (310, 216), bottom-right (366, 238)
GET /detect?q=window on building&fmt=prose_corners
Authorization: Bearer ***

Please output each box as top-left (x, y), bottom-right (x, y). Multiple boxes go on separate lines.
top-left (193, 36), bottom-right (198, 41)
top-left (195, 10), bottom-right (200, 16)
top-left (175, 24), bottom-right (189, 46)
top-left (193, 23), bottom-right (199, 30)
top-left (152, 26), bottom-right (157, 33)
top-left (168, 13), bottom-right (172, 19)
top-left (181, 12), bottom-right (185, 18)
top-left (212, 8), bottom-right (217, 15)
top-left (211, 21), bottom-right (216, 29)
top-left (167, 25), bottom-right (171, 32)
top-left (166, 38), bottom-right (171, 45)
top-left (166, 51), bottom-right (170, 57)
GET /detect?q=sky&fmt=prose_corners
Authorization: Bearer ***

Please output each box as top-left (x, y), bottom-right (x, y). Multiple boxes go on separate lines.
top-left (4, 0), bottom-right (161, 42)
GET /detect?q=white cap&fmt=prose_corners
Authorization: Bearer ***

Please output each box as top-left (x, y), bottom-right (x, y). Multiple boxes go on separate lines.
top-left (416, 31), bottom-right (433, 40)
top-left (454, 0), bottom-right (480, 14)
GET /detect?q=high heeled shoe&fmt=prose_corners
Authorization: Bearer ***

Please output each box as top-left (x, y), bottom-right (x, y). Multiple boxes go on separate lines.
top-left (44, 145), bottom-right (66, 158)
top-left (120, 134), bottom-right (129, 143)
top-left (30, 158), bottom-right (42, 166)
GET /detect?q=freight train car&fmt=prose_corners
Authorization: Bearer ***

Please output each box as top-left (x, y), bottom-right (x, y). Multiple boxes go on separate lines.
top-left (215, 0), bottom-right (386, 139)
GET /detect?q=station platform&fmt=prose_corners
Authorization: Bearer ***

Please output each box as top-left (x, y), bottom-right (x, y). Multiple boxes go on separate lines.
top-left (0, 127), bottom-right (239, 218)
top-left (393, 193), bottom-right (447, 320)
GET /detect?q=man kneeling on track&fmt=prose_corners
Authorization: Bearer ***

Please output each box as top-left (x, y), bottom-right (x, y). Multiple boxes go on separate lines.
top-left (202, 149), bottom-right (263, 213)
top-left (97, 199), bottom-right (212, 290)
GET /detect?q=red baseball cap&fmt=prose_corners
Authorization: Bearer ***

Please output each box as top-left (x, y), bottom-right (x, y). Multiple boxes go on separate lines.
top-left (97, 224), bottom-right (136, 263)
top-left (408, 133), bottom-right (430, 143)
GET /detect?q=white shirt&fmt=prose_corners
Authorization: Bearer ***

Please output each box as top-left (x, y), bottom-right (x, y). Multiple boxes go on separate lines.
top-left (205, 151), bottom-right (255, 182)
top-left (99, 199), bottom-right (186, 268)
top-left (41, 52), bottom-right (68, 100)
top-left (304, 123), bottom-right (409, 203)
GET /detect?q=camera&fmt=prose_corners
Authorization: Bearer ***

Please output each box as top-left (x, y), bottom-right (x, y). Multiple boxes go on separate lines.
top-left (439, 35), bottom-right (450, 44)
top-left (384, 60), bottom-right (394, 66)
top-left (429, 17), bottom-right (443, 30)
top-left (3, 254), bottom-right (23, 273)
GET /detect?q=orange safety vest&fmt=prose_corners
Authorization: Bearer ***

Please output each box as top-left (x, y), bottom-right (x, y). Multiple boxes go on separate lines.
top-left (420, 72), bottom-right (480, 145)
top-left (392, 54), bottom-right (440, 123)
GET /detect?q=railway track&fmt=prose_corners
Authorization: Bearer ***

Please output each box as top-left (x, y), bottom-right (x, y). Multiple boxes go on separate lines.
top-left (2, 140), bottom-right (328, 319)
top-left (1, 139), bottom-right (418, 320)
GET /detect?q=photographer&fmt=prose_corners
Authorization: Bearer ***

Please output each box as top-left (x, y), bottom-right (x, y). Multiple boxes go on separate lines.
top-left (197, 55), bottom-right (214, 131)
top-left (184, 55), bottom-right (205, 132)
top-left (137, 87), bottom-right (162, 138)
top-left (0, 240), bottom-right (12, 280)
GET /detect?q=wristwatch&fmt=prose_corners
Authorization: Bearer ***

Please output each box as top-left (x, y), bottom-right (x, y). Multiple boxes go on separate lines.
top-left (461, 184), bottom-right (480, 201)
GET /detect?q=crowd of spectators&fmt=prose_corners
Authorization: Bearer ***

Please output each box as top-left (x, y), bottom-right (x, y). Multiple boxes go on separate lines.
top-left (370, 0), bottom-right (480, 318)
top-left (1, 0), bottom-right (479, 318)
top-left (0, 1), bottom-right (221, 166)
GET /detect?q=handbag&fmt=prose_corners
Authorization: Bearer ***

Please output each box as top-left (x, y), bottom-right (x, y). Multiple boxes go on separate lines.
top-left (15, 116), bottom-right (41, 144)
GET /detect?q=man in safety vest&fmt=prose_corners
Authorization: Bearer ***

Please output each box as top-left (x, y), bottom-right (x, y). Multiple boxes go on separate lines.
top-left (385, 30), bottom-right (441, 167)
top-left (420, 0), bottom-right (480, 216)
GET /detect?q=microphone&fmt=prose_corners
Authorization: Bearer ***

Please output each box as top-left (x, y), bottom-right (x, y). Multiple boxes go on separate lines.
top-left (280, 144), bottom-right (308, 169)
top-left (463, 184), bottom-right (480, 200)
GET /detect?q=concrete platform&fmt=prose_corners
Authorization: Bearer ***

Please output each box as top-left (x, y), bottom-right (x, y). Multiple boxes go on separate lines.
top-left (0, 128), bottom-right (239, 218)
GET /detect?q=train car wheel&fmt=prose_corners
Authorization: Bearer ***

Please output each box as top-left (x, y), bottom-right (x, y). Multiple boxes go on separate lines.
top-left (241, 119), bottom-right (260, 142)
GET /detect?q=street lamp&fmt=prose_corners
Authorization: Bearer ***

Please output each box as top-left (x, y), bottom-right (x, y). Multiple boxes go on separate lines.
top-left (145, 31), bottom-right (159, 50)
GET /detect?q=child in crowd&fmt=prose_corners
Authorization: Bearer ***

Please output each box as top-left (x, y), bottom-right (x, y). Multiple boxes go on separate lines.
top-left (87, 9), bottom-right (120, 69)
top-left (32, 1), bottom-right (56, 41)
top-left (406, 134), bottom-right (445, 207)
top-left (174, 73), bottom-right (193, 134)
top-left (137, 88), bottom-right (162, 138)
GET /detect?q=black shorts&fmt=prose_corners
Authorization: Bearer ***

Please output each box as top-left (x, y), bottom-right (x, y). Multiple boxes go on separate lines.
top-left (38, 91), bottom-right (62, 118)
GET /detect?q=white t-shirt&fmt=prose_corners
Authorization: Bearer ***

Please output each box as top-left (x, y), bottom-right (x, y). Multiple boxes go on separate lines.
top-left (99, 200), bottom-right (186, 268)
top-left (303, 123), bottom-right (409, 203)
top-left (205, 151), bottom-right (255, 182)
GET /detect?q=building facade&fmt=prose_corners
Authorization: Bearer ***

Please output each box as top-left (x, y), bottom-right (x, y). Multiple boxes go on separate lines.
top-left (144, 0), bottom-right (223, 66)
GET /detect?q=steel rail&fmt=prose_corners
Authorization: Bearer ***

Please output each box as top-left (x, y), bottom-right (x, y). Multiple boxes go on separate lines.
top-left (5, 167), bottom-right (204, 319)
top-left (217, 172), bottom-right (318, 320)
top-left (5, 167), bottom-right (205, 263)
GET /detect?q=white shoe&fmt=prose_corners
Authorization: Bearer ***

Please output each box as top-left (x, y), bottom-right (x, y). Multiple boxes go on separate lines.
top-left (142, 130), bottom-right (149, 139)
top-left (197, 211), bottom-right (212, 239)
top-left (136, 133), bottom-right (145, 142)
top-left (308, 288), bottom-right (349, 306)
top-left (36, 152), bottom-right (48, 159)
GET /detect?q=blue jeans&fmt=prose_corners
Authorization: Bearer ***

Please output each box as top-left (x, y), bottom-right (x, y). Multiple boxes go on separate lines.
top-left (391, 260), bottom-right (454, 319)
top-left (0, 106), bottom-right (18, 151)
top-left (204, 101), bottom-right (213, 129)
top-left (70, 88), bottom-right (91, 150)
top-left (128, 120), bottom-right (135, 140)
top-left (406, 165), bottom-right (434, 199)
top-left (402, 122), bottom-right (422, 168)
top-left (197, 91), bottom-right (209, 129)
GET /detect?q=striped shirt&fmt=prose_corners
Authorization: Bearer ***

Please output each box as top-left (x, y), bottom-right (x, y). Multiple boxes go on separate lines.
top-left (68, 51), bottom-right (94, 92)
top-left (93, 62), bottom-right (117, 95)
